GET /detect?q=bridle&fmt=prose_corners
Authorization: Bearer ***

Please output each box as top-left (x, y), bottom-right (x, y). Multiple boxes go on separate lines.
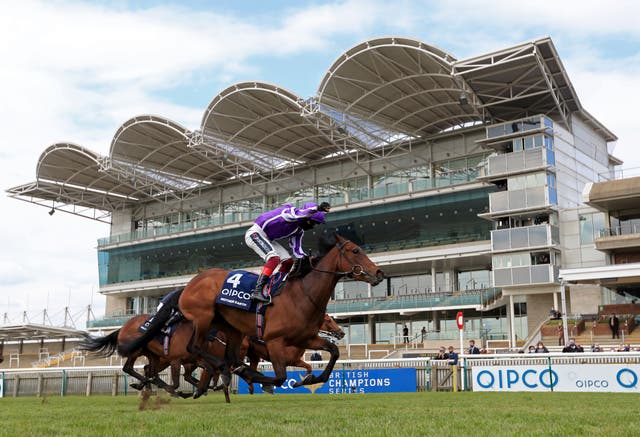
top-left (300, 239), bottom-right (378, 308)
top-left (309, 239), bottom-right (378, 283)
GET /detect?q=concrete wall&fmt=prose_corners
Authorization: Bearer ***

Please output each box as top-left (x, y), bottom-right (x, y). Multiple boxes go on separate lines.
top-left (569, 284), bottom-right (602, 315)
top-left (105, 295), bottom-right (128, 317)
top-left (526, 292), bottom-right (555, 336)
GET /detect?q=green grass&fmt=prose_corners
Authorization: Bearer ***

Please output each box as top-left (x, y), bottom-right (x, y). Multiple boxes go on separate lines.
top-left (1, 391), bottom-right (638, 436)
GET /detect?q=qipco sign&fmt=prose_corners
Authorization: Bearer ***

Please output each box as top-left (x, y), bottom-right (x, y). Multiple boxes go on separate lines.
top-left (472, 364), bottom-right (640, 392)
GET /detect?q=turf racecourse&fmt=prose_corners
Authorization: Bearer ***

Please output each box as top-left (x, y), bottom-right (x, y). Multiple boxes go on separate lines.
top-left (1, 391), bottom-right (638, 436)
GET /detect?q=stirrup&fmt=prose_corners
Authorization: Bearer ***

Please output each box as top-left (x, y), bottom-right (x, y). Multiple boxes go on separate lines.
top-left (250, 290), bottom-right (270, 303)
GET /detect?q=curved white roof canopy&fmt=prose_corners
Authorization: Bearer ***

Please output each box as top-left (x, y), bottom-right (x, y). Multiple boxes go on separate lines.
top-left (318, 37), bottom-right (482, 138)
top-left (201, 82), bottom-right (361, 166)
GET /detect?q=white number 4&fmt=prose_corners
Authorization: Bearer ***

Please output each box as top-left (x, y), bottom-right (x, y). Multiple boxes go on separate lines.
top-left (227, 273), bottom-right (243, 288)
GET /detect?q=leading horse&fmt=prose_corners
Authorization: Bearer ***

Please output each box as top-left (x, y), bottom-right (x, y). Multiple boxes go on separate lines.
top-left (120, 233), bottom-right (382, 390)
top-left (180, 233), bottom-right (382, 389)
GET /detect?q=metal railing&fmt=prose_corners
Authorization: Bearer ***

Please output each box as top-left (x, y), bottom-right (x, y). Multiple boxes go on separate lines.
top-left (3, 353), bottom-right (640, 396)
top-left (598, 224), bottom-right (640, 237)
top-left (597, 166), bottom-right (640, 182)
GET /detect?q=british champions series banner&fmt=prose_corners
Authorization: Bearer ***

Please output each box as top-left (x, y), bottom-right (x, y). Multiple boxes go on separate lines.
top-left (238, 368), bottom-right (417, 394)
top-left (472, 364), bottom-right (640, 393)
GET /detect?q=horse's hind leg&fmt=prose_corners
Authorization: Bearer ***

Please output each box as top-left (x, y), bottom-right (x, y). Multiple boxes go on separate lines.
top-left (186, 324), bottom-right (230, 387)
top-left (123, 354), bottom-right (149, 390)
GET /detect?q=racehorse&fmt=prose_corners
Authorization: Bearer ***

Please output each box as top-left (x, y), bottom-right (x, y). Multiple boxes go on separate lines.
top-left (127, 233), bottom-right (383, 390)
top-left (78, 314), bottom-right (226, 400)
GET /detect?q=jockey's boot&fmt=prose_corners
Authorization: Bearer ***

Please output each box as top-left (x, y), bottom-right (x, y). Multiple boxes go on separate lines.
top-left (250, 274), bottom-right (270, 302)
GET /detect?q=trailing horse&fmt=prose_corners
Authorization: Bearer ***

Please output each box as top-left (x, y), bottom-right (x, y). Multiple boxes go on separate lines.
top-left (78, 314), bottom-right (228, 400)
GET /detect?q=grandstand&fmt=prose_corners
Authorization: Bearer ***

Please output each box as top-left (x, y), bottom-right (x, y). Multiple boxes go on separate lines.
top-left (6, 35), bottom-right (640, 359)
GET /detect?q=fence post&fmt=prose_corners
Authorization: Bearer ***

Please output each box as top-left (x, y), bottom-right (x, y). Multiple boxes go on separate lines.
top-left (61, 369), bottom-right (67, 397)
top-left (13, 375), bottom-right (19, 397)
top-left (452, 364), bottom-right (458, 392)
top-left (37, 374), bottom-right (44, 397)
top-left (111, 372), bottom-right (119, 396)
top-left (86, 372), bottom-right (93, 397)
top-left (425, 364), bottom-right (431, 392)
top-left (547, 356), bottom-right (554, 392)
top-left (1, 371), bottom-right (4, 398)
top-left (463, 357), bottom-right (468, 391)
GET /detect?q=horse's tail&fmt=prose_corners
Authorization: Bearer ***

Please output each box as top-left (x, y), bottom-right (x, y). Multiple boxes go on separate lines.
top-left (77, 330), bottom-right (120, 357)
top-left (117, 289), bottom-right (183, 356)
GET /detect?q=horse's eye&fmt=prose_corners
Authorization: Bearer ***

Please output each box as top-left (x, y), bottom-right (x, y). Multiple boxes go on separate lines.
top-left (352, 248), bottom-right (360, 254)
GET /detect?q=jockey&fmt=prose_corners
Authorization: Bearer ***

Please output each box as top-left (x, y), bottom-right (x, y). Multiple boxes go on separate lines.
top-left (245, 201), bottom-right (331, 303)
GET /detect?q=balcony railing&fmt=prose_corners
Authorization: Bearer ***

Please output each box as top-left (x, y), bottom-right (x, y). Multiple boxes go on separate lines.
top-left (492, 264), bottom-right (559, 287)
top-left (491, 224), bottom-right (560, 252)
top-left (598, 224), bottom-right (640, 237)
top-left (489, 186), bottom-right (555, 214)
top-left (89, 289), bottom-right (503, 328)
top-left (98, 172), bottom-right (483, 248)
top-left (483, 147), bottom-right (554, 179)
top-left (326, 288), bottom-right (502, 314)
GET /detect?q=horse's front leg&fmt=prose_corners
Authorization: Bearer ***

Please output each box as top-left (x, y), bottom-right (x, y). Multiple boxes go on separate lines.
top-left (293, 336), bottom-right (339, 386)
top-left (234, 338), bottom-right (290, 388)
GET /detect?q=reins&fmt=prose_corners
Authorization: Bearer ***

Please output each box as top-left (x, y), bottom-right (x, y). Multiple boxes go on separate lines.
top-left (300, 239), bottom-right (371, 309)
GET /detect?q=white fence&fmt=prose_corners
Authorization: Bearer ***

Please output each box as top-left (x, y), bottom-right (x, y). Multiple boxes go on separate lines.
top-left (2, 353), bottom-right (639, 397)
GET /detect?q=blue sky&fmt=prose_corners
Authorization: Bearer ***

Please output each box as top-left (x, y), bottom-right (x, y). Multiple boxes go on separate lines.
top-left (1, 0), bottom-right (639, 326)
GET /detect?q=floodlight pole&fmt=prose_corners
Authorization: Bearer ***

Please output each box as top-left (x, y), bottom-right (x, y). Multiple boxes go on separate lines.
top-left (560, 281), bottom-right (569, 346)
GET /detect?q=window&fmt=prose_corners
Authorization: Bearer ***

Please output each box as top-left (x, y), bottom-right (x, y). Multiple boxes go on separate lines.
top-left (579, 212), bottom-right (606, 244)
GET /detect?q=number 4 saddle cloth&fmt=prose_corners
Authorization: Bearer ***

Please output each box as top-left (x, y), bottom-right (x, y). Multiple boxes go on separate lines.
top-left (215, 269), bottom-right (286, 311)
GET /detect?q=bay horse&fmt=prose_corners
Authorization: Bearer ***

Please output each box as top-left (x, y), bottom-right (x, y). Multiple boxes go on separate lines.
top-left (78, 314), bottom-right (229, 400)
top-left (179, 233), bottom-right (383, 389)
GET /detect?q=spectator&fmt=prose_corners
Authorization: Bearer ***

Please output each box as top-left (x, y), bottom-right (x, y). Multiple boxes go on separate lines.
top-left (435, 346), bottom-right (448, 360)
top-left (402, 324), bottom-right (409, 344)
top-left (562, 338), bottom-right (584, 353)
top-left (535, 341), bottom-right (548, 353)
top-left (591, 344), bottom-right (601, 352)
top-left (527, 345), bottom-right (536, 353)
top-left (468, 339), bottom-right (480, 355)
top-left (609, 314), bottom-right (619, 339)
top-left (622, 344), bottom-right (630, 352)
top-left (421, 326), bottom-right (427, 342)
top-left (310, 351), bottom-right (322, 361)
top-left (447, 346), bottom-right (459, 365)
top-left (479, 348), bottom-right (488, 354)
top-left (557, 324), bottom-right (564, 346)
top-left (549, 308), bottom-right (561, 320)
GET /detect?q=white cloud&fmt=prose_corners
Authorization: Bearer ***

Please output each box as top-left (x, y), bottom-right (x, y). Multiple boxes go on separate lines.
top-left (1, 0), bottom-right (639, 328)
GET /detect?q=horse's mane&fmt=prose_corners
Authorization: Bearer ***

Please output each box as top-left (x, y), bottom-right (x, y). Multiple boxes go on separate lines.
top-left (316, 232), bottom-right (338, 257)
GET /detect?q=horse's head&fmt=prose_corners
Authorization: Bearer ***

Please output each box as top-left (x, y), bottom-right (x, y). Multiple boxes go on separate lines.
top-left (320, 314), bottom-right (345, 340)
top-left (318, 233), bottom-right (385, 286)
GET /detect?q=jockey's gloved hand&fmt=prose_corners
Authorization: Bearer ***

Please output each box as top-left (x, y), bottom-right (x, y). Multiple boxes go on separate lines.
top-left (291, 257), bottom-right (301, 273)
top-left (319, 202), bottom-right (331, 212)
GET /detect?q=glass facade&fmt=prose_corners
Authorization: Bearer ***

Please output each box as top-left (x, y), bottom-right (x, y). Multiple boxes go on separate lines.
top-left (579, 212), bottom-right (607, 244)
top-left (486, 115), bottom-right (553, 140)
top-left (99, 153), bottom-right (491, 247)
top-left (98, 188), bottom-right (493, 286)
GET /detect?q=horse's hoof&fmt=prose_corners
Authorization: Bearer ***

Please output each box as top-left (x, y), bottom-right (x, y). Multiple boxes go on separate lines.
top-left (130, 383), bottom-right (144, 390)
top-left (193, 391), bottom-right (202, 400)
top-left (293, 374), bottom-right (315, 387)
top-left (262, 384), bottom-right (274, 394)
top-left (177, 391), bottom-right (192, 399)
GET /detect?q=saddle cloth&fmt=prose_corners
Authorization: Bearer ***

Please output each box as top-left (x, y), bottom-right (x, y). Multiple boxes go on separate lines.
top-left (215, 269), bottom-right (286, 311)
